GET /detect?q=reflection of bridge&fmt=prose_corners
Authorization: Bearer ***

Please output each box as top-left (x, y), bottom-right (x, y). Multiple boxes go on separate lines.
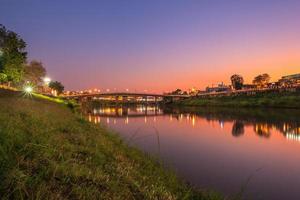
top-left (87, 105), bottom-right (164, 117)
top-left (63, 92), bottom-right (190, 102)
top-left (90, 113), bottom-right (164, 118)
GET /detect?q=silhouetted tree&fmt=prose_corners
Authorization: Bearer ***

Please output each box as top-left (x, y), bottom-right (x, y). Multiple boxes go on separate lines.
top-left (23, 60), bottom-right (46, 85)
top-left (253, 73), bottom-right (270, 88)
top-left (49, 81), bottom-right (64, 95)
top-left (171, 89), bottom-right (182, 95)
top-left (230, 74), bottom-right (244, 90)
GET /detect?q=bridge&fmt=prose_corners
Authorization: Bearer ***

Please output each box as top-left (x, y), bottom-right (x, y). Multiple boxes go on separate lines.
top-left (62, 92), bottom-right (190, 103)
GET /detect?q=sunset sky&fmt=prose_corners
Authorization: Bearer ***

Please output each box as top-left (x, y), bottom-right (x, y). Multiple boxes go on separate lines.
top-left (1, 0), bottom-right (299, 92)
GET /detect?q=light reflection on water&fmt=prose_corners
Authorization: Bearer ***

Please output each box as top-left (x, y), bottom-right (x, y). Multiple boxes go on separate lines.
top-left (84, 105), bottom-right (300, 200)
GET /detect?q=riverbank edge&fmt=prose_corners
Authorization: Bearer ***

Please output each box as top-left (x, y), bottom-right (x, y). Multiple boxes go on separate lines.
top-left (172, 92), bottom-right (300, 109)
top-left (0, 89), bottom-right (226, 199)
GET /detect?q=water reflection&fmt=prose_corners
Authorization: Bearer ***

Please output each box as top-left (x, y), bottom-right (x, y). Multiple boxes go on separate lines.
top-left (232, 121), bottom-right (244, 137)
top-left (91, 105), bottom-right (162, 117)
top-left (85, 105), bottom-right (300, 142)
top-left (83, 105), bottom-right (300, 199)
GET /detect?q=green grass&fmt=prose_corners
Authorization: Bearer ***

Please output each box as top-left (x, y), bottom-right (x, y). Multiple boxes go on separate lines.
top-left (177, 92), bottom-right (300, 109)
top-left (0, 89), bottom-right (225, 200)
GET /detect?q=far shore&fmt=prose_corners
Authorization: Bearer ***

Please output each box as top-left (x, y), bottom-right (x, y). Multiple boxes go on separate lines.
top-left (172, 91), bottom-right (300, 109)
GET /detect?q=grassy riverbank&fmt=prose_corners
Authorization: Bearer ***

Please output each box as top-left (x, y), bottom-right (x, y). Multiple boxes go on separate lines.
top-left (0, 89), bottom-right (223, 200)
top-left (176, 92), bottom-right (300, 109)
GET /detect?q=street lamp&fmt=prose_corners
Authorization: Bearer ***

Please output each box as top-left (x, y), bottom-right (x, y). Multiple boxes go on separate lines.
top-left (43, 77), bottom-right (51, 85)
top-left (24, 86), bottom-right (33, 94)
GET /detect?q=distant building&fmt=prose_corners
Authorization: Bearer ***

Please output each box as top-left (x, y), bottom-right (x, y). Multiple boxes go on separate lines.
top-left (242, 84), bottom-right (257, 90)
top-left (206, 83), bottom-right (231, 93)
top-left (278, 73), bottom-right (300, 87)
top-left (266, 82), bottom-right (280, 89)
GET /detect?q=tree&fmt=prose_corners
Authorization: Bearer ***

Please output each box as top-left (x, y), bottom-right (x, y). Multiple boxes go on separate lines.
top-left (49, 81), bottom-right (64, 95)
top-left (171, 89), bottom-right (182, 95)
top-left (24, 60), bottom-right (46, 85)
top-left (253, 73), bottom-right (270, 88)
top-left (230, 74), bottom-right (244, 90)
top-left (0, 49), bottom-right (4, 81)
top-left (0, 49), bottom-right (3, 71)
top-left (0, 24), bottom-right (27, 85)
top-left (0, 73), bottom-right (7, 83)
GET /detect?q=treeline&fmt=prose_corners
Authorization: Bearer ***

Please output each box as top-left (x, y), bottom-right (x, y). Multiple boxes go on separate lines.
top-left (170, 73), bottom-right (273, 95)
top-left (0, 24), bottom-right (64, 94)
top-left (230, 73), bottom-right (271, 90)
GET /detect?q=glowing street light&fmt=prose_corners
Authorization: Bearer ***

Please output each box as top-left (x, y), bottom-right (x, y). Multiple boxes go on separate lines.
top-left (43, 77), bottom-right (51, 85)
top-left (24, 86), bottom-right (33, 94)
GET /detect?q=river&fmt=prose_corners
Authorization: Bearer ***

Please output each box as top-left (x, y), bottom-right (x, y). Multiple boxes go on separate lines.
top-left (84, 104), bottom-right (300, 200)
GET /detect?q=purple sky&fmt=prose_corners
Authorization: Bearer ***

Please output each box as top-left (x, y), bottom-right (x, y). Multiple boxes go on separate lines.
top-left (1, 0), bottom-right (300, 92)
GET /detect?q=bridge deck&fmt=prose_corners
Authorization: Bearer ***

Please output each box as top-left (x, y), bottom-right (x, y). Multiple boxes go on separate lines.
top-left (62, 92), bottom-right (190, 98)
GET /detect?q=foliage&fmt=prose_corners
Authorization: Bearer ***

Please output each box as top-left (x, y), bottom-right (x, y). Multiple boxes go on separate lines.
top-left (0, 89), bottom-right (225, 199)
top-left (0, 49), bottom-right (3, 71)
top-left (24, 60), bottom-right (46, 85)
top-left (2, 67), bottom-right (23, 85)
top-left (252, 73), bottom-right (270, 87)
top-left (0, 73), bottom-right (7, 83)
top-left (171, 88), bottom-right (182, 95)
top-left (230, 74), bottom-right (244, 90)
top-left (177, 91), bottom-right (300, 109)
top-left (169, 89), bottom-right (188, 95)
top-left (49, 81), bottom-right (64, 95)
top-left (0, 24), bottom-right (27, 85)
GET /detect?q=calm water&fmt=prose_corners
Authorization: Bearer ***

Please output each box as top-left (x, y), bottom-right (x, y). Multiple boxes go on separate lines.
top-left (84, 105), bottom-right (300, 200)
